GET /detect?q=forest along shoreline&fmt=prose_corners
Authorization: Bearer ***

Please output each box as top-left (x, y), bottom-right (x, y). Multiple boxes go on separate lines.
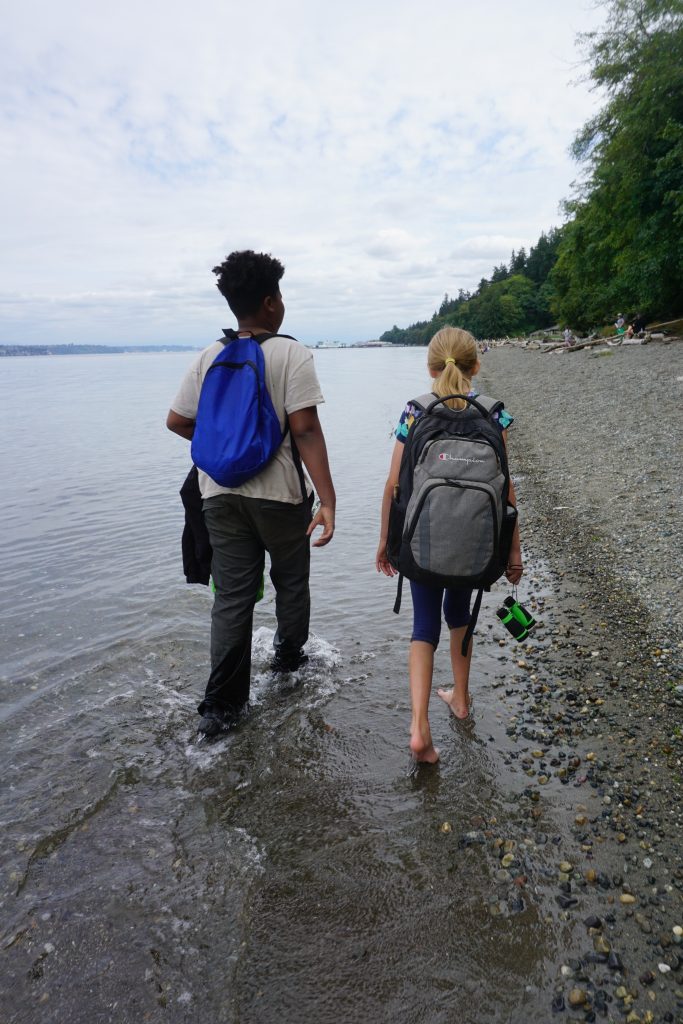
top-left (472, 344), bottom-right (683, 1019)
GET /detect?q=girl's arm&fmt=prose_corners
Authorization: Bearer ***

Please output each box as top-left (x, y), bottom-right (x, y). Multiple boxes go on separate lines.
top-left (376, 440), bottom-right (404, 577)
top-left (502, 429), bottom-right (523, 584)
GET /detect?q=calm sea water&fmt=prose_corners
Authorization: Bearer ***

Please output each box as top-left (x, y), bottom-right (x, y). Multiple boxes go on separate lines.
top-left (1, 349), bottom-right (561, 1024)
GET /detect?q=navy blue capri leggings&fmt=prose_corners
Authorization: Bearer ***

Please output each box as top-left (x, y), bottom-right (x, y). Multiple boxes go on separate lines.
top-left (410, 580), bottom-right (473, 649)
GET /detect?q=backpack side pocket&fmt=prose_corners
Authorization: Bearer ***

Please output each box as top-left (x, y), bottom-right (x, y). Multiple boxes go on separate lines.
top-left (498, 503), bottom-right (518, 571)
top-left (387, 497), bottom-right (405, 567)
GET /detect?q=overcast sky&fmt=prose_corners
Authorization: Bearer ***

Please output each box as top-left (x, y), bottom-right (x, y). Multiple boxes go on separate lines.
top-left (1, 0), bottom-right (606, 346)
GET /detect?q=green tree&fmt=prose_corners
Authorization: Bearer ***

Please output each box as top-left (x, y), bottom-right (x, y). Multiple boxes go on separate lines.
top-left (381, 234), bottom-right (563, 343)
top-left (525, 229), bottom-right (562, 284)
top-left (510, 248), bottom-right (528, 274)
top-left (553, 0), bottom-right (683, 329)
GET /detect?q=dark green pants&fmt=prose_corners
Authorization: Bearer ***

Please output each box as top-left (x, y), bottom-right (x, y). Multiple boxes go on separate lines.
top-left (198, 494), bottom-right (312, 718)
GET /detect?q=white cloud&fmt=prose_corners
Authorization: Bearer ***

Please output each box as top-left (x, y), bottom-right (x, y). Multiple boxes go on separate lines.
top-left (0, 0), bottom-right (606, 345)
top-left (450, 236), bottom-right (528, 261)
top-left (365, 229), bottom-right (426, 261)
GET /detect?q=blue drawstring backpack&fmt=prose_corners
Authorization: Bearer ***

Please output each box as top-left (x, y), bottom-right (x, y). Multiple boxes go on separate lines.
top-left (191, 329), bottom-right (294, 487)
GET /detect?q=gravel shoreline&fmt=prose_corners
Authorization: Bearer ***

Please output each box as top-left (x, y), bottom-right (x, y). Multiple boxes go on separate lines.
top-left (472, 342), bottom-right (683, 1021)
top-left (481, 342), bottom-right (683, 644)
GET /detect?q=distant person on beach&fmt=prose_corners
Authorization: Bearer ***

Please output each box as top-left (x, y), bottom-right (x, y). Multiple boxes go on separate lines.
top-left (615, 314), bottom-right (626, 335)
top-left (166, 250), bottom-right (336, 738)
top-left (631, 312), bottom-right (647, 336)
top-left (375, 327), bottom-right (523, 763)
top-left (563, 327), bottom-right (574, 346)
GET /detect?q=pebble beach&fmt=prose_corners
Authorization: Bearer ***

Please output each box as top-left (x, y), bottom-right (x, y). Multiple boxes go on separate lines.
top-left (481, 341), bottom-right (683, 639)
top-left (472, 341), bottom-right (683, 1021)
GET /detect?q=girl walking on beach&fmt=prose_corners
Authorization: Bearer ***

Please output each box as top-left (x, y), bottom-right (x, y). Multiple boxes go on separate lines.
top-left (375, 327), bottom-right (523, 763)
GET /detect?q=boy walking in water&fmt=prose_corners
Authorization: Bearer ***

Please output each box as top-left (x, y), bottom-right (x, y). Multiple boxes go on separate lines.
top-left (167, 250), bottom-right (336, 737)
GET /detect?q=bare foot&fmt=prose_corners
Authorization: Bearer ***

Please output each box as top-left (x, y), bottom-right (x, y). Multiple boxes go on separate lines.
top-left (409, 724), bottom-right (440, 763)
top-left (437, 688), bottom-right (472, 720)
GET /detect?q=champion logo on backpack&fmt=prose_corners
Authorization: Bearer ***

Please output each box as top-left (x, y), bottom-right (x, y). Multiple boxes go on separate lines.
top-left (438, 452), bottom-right (486, 464)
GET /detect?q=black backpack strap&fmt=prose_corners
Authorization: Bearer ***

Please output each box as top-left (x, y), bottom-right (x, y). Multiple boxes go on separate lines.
top-left (461, 588), bottom-right (484, 656)
top-left (220, 329), bottom-right (297, 345)
top-left (424, 393), bottom-right (503, 418)
top-left (393, 573), bottom-right (405, 615)
top-left (406, 391), bottom-right (504, 419)
top-left (290, 437), bottom-right (309, 505)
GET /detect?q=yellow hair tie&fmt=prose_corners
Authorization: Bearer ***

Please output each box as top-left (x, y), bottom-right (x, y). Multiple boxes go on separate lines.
top-left (444, 357), bottom-right (456, 365)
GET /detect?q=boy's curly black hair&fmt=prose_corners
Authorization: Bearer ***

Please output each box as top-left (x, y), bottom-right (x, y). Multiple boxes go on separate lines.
top-left (212, 250), bottom-right (285, 318)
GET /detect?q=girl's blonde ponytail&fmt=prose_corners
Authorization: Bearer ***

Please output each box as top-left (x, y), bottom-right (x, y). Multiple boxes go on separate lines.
top-left (428, 327), bottom-right (478, 409)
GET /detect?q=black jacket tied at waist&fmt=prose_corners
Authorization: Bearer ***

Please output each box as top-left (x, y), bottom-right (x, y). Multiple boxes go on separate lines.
top-left (180, 466), bottom-right (212, 585)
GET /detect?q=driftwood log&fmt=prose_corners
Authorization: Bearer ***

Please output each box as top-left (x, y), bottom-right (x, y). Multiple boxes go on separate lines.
top-left (565, 337), bottom-right (610, 353)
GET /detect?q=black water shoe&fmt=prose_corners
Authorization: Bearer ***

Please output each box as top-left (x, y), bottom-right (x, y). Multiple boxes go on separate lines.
top-left (271, 651), bottom-right (309, 674)
top-left (197, 713), bottom-right (225, 738)
top-left (197, 709), bottom-right (239, 738)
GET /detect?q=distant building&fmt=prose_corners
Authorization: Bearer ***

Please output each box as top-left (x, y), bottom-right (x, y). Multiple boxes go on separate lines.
top-left (350, 340), bottom-right (391, 348)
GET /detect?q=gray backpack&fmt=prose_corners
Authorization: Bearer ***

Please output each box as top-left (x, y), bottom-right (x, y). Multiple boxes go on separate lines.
top-left (386, 392), bottom-right (518, 653)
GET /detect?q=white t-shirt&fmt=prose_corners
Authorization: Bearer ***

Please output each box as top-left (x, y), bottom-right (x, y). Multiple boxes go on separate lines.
top-left (171, 334), bottom-right (324, 503)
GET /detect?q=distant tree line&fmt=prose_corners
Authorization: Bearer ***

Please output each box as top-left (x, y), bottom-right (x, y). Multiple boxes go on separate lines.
top-left (382, 0), bottom-right (682, 344)
top-left (381, 231), bottom-right (562, 345)
top-left (0, 344), bottom-right (199, 356)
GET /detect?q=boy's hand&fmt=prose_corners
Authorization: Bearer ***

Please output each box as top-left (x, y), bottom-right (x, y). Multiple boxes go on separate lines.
top-left (307, 504), bottom-right (335, 547)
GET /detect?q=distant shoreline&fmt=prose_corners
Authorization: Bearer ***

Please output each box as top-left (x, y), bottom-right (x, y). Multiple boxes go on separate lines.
top-left (0, 342), bottom-right (396, 357)
top-left (0, 344), bottom-right (201, 357)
